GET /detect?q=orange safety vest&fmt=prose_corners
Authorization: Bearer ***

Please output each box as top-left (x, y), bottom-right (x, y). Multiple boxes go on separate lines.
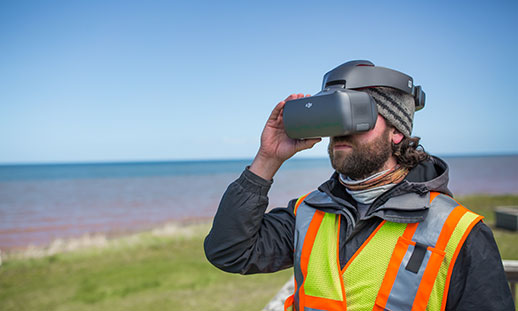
top-left (284, 191), bottom-right (482, 311)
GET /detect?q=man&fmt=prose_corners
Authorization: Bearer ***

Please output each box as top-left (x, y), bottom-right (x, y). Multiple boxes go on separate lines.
top-left (204, 61), bottom-right (514, 310)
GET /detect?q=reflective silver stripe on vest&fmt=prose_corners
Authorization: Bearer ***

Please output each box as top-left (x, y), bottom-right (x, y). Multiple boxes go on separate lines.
top-left (384, 193), bottom-right (458, 310)
top-left (413, 194), bottom-right (458, 247)
top-left (385, 243), bottom-right (432, 310)
top-left (293, 192), bottom-right (318, 310)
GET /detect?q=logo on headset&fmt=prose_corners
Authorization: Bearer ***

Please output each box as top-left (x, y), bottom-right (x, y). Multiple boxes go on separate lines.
top-left (305, 102), bottom-right (313, 108)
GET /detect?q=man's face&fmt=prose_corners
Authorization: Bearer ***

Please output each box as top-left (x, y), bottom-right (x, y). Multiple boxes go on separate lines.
top-left (328, 115), bottom-right (394, 180)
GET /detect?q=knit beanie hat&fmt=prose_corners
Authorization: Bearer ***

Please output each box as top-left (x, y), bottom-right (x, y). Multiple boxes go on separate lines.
top-left (362, 86), bottom-right (415, 137)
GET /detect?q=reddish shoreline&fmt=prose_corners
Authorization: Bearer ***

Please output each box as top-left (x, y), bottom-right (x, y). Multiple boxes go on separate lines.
top-left (0, 216), bottom-right (213, 252)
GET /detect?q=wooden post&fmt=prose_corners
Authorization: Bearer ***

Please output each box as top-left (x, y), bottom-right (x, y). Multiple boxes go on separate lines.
top-left (504, 260), bottom-right (518, 305)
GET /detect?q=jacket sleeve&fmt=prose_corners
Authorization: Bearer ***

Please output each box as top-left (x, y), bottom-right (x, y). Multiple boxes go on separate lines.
top-left (204, 167), bottom-right (296, 275)
top-left (446, 221), bottom-right (515, 311)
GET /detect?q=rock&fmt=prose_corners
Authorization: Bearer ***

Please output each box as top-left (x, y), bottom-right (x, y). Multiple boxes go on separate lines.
top-left (262, 278), bottom-right (294, 311)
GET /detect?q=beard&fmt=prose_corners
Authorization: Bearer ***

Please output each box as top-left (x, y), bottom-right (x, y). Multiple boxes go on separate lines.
top-left (328, 128), bottom-right (393, 180)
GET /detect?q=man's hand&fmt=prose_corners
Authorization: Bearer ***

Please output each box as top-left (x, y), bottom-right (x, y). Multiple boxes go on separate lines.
top-left (249, 94), bottom-right (322, 180)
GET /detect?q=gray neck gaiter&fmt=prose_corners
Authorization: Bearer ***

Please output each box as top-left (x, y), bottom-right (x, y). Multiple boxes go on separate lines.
top-left (339, 171), bottom-right (396, 205)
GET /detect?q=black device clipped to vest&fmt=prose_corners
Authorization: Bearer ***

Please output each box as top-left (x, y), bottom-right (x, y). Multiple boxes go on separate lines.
top-left (282, 60), bottom-right (425, 139)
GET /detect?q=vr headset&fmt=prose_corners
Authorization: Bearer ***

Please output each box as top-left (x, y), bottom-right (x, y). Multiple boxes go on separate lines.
top-left (283, 60), bottom-right (425, 139)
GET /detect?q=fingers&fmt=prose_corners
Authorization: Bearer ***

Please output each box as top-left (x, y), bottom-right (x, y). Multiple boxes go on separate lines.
top-left (268, 101), bottom-right (285, 122)
top-left (284, 93), bottom-right (306, 102)
top-left (269, 93), bottom-right (308, 122)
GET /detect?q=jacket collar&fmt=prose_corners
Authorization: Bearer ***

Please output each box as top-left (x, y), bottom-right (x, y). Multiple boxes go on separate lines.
top-left (307, 155), bottom-right (451, 223)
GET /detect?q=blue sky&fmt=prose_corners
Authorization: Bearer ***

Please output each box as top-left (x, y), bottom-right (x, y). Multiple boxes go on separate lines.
top-left (1, 0), bottom-right (517, 164)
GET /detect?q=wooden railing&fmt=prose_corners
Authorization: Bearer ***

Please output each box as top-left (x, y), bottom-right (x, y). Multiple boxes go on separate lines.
top-left (504, 260), bottom-right (518, 305)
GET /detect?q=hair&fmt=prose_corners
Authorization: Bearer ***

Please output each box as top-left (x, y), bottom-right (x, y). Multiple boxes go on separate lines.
top-left (391, 135), bottom-right (430, 169)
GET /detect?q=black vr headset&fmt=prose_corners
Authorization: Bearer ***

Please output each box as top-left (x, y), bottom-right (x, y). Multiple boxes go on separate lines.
top-left (283, 60), bottom-right (425, 139)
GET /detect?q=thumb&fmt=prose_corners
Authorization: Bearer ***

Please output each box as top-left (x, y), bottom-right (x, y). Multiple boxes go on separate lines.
top-left (296, 138), bottom-right (322, 151)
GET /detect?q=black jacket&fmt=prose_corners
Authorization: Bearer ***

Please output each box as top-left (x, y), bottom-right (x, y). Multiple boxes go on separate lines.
top-left (204, 156), bottom-right (514, 310)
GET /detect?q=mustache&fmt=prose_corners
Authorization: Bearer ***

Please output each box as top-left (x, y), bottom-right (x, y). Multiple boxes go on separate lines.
top-left (332, 135), bottom-right (354, 145)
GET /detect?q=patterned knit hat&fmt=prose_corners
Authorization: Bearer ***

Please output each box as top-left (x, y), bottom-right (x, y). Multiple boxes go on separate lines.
top-left (362, 86), bottom-right (415, 137)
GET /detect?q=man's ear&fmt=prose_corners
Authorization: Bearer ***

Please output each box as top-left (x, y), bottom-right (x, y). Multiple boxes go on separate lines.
top-left (392, 128), bottom-right (404, 145)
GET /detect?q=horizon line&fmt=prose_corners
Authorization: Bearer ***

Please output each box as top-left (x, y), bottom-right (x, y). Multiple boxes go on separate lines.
top-left (1, 151), bottom-right (518, 167)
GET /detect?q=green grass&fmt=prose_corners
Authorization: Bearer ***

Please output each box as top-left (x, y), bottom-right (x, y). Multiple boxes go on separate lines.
top-left (0, 224), bottom-right (292, 311)
top-left (457, 194), bottom-right (518, 259)
top-left (1, 195), bottom-right (516, 310)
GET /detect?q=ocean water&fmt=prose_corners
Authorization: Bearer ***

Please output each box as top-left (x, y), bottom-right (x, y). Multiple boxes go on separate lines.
top-left (1, 155), bottom-right (517, 250)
